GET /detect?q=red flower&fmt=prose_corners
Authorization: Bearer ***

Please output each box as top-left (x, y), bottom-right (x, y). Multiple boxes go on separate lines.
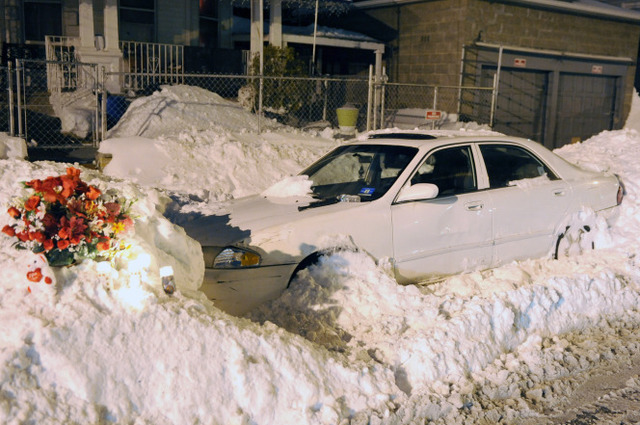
top-left (85, 186), bottom-right (101, 200)
top-left (96, 238), bottom-right (111, 251)
top-left (40, 177), bottom-right (62, 203)
top-left (105, 202), bottom-right (121, 217)
top-left (57, 240), bottom-right (70, 250)
top-left (43, 239), bottom-right (54, 251)
top-left (25, 178), bottom-right (43, 192)
top-left (41, 213), bottom-right (57, 234)
top-left (66, 167), bottom-right (81, 179)
top-left (30, 231), bottom-right (46, 243)
top-left (2, 225), bottom-right (15, 237)
top-left (24, 195), bottom-right (41, 211)
top-left (7, 206), bottom-right (20, 218)
top-left (58, 227), bottom-right (70, 240)
top-left (26, 268), bottom-right (43, 282)
top-left (17, 231), bottom-right (30, 242)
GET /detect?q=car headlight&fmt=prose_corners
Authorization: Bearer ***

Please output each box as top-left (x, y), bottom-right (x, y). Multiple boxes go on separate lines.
top-left (212, 247), bottom-right (261, 269)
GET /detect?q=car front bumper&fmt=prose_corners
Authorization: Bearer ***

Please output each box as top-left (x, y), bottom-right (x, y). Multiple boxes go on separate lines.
top-left (201, 263), bottom-right (298, 316)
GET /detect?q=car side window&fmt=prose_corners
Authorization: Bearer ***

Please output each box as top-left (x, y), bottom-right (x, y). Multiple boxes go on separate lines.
top-left (479, 144), bottom-right (559, 189)
top-left (410, 145), bottom-right (477, 197)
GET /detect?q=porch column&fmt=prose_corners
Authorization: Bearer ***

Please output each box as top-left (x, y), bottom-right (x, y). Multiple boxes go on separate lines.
top-left (103, 0), bottom-right (119, 51)
top-left (269, 0), bottom-right (282, 47)
top-left (79, 0), bottom-right (95, 48)
top-left (250, 0), bottom-right (264, 70)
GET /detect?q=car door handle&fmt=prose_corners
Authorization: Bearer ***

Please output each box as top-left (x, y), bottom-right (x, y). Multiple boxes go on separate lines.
top-left (465, 202), bottom-right (484, 211)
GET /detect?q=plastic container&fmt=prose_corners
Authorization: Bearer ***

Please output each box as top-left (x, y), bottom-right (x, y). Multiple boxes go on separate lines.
top-left (336, 105), bottom-right (359, 133)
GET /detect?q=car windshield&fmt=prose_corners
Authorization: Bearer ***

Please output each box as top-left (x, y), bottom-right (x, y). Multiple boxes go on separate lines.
top-left (301, 144), bottom-right (418, 202)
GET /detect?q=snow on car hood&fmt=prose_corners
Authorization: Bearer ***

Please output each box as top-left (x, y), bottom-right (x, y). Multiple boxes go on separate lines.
top-left (179, 193), bottom-right (366, 247)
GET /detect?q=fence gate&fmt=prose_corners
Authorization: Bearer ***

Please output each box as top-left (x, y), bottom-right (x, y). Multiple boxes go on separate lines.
top-left (3, 59), bottom-right (101, 160)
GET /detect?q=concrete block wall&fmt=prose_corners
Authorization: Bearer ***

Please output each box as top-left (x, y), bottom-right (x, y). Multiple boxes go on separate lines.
top-left (366, 0), bottom-right (640, 126)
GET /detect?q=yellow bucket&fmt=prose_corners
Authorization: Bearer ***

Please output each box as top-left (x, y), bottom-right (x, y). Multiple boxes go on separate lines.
top-left (336, 107), bottom-right (359, 132)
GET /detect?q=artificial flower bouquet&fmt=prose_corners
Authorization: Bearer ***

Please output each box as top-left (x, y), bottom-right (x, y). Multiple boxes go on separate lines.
top-left (2, 167), bottom-right (134, 269)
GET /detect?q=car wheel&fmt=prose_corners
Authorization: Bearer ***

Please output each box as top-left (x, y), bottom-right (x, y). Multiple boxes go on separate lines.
top-left (553, 224), bottom-right (595, 260)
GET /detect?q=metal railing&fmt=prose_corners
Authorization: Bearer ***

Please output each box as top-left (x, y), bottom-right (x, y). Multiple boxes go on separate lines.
top-left (120, 41), bottom-right (184, 91)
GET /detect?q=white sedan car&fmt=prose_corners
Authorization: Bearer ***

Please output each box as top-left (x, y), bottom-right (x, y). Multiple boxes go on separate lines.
top-left (183, 132), bottom-right (624, 315)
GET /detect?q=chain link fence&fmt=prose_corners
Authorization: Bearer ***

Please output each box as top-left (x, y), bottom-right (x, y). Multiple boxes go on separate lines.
top-left (378, 82), bottom-right (494, 129)
top-left (101, 72), bottom-right (372, 136)
top-left (1, 60), bottom-right (100, 160)
top-left (0, 59), bottom-right (496, 162)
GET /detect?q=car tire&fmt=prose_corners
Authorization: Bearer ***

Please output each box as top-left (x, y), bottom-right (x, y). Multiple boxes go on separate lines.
top-left (553, 224), bottom-right (595, 260)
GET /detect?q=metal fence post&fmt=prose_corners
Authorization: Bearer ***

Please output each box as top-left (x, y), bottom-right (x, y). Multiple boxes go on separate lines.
top-left (433, 86), bottom-right (438, 129)
top-left (15, 59), bottom-right (23, 138)
top-left (380, 68), bottom-right (386, 129)
top-left (93, 65), bottom-right (100, 147)
top-left (101, 67), bottom-right (107, 143)
top-left (367, 65), bottom-right (373, 131)
top-left (7, 62), bottom-right (15, 136)
top-left (322, 78), bottom-right (328, 122)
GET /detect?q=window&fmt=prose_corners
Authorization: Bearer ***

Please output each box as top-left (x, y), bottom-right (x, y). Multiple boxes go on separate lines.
top-left (199, 0), bottom-right (219, 47)
top-left (303, 145), bottom-right (417, 202)
top-left (24, 0), bottom-right (62, 43)
top-left (120, 0), bottom-right (155, 42)
top-left (410, 146), bottom-right (477, 197)
top-left (479, 144), bottom-right (558, 189)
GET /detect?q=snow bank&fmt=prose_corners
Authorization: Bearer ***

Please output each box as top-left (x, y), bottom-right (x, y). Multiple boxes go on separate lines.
top-left (99, 85), bottom-right (338, 199)
top-left (0, 132), bottom-right (27, 159)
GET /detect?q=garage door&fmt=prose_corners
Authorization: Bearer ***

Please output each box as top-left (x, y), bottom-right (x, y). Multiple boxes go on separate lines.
top-left (483, 67), bottom-right (548, 142)
top-left (554, 73), bottom-right (617, 147)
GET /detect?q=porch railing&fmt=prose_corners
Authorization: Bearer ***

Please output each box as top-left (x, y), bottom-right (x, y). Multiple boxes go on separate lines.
top-left (120, 40), bottom-right (184, 91)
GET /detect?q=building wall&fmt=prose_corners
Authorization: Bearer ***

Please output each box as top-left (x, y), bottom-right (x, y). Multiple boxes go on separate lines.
top-left (365, 0), bottom-right (640, 129)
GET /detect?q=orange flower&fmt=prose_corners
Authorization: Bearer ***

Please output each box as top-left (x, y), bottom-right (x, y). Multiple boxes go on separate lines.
top-left (58, 227), bottom-right (70, 240)
top-left (26, 268), bottom-right (43, 282)
top-left (30, 231), bottom-right (46, 243)
top-left (40, 177), bottom-right (62, 203)
top-left (24, 195), bottom-right (41, 211)
top-left (66, 167), bottom-right (81, 179)
top-left (25, 178), bottom-right (43, 192)
top-left (85, 186), bottom-right (101, 200)
top-left (17, 231), bottom-right (29, 242)
top-left (57, 240), bottom-right (70, 250)
top-left (2, 225), bottom-right (15, 237)
top-left (7, 206), bottom-right (20, 218)
top-left (96, 238), bottom-right (111, 251)
top-left (43, 239), bottom-right (54, 251)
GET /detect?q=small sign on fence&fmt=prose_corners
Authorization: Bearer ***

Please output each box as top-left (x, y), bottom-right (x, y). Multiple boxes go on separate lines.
top-left (425, 110), bottom-right (443, 120)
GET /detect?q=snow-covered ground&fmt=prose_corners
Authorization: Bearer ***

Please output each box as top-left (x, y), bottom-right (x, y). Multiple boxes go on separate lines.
top-left (2, 85), bottom-right (640, 424)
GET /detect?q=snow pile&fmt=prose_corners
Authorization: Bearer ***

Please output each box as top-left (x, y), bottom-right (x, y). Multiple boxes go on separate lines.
top-left (107, 85), bottom-right (277, 138)
top-left (0, 132), bottom-right (27, 159)
top-left (3, 86), bottom-right (640, 424)
top-left (99, 85), bottom-right (338, 199)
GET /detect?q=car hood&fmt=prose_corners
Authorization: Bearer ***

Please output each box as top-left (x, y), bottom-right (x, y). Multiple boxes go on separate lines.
top-left (180, 194), bottom-right (366, 247)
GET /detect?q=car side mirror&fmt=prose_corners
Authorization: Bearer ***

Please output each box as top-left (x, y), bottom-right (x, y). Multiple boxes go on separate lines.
top-left (396, 183), bottom-right (439, 203)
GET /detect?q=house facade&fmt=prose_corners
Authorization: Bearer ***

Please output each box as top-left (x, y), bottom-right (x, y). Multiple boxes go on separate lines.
top-left (357, 0), bottom-right (640, 148)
